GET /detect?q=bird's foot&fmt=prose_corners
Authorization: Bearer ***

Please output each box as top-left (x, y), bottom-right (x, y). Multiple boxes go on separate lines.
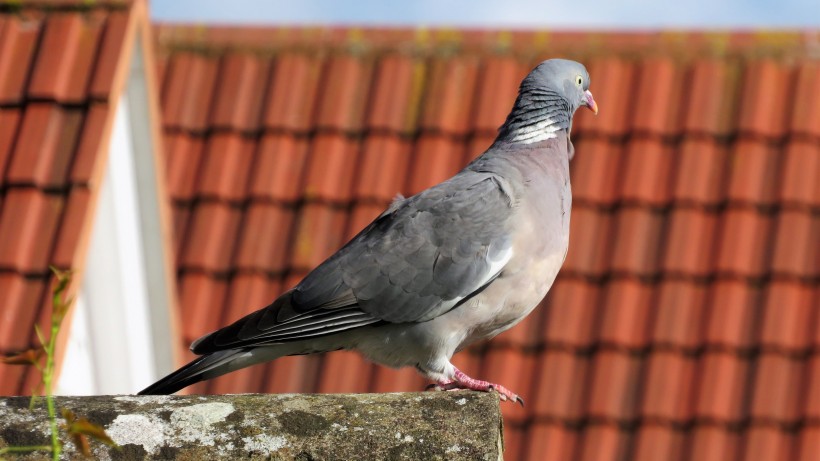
top-left (426, 367), bottom-right (524, 406)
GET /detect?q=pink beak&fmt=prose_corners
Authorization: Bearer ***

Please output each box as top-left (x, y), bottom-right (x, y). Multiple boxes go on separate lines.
top-left (584, 90), bottom-right (598, 115)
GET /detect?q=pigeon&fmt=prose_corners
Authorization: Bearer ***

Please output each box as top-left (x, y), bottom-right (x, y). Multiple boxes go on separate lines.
top-left (139, 59), bottom-right (597, 403)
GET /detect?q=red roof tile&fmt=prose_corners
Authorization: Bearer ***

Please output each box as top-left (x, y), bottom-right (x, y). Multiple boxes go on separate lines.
top-left (689, 426), bottom-right (740, 461)
top-left (563, 207), bottom-right (612, 277)
top-left (290, 203), bottom-right (348, 270)
top-left (693, 351), bottom-right (749, 423)
top-left (663, 208), bottom-right (718, 277)
top-left (633, 425), bottom-right (685, 461)
top-left (541, 278), bottom-right (601, 349)
top-left (316, 350), bottom-right (373, 393)
top-left (0, 109), bottom-right (21, 175)
top-left (683, 59), bottom-right (741, 137)
top-left (0, 274), bottom-right (46, 352)
top-left (234, 204), bottom-right (295, 273)
top-left (726, 138), bottom-right (781, 207)
top-left (262, 355), bottom-right (322, 394)
top-left (249, 133), bottom-right (310, 202)
top-left (197, 133), bottom-right (255, 202)
top-left (28, 14), bottom-right (89, 103)
top-left (791, 62), bottom-right (820, 138)
top-left (502, 425), bottom-right (527, 461)
top-left (153, 26), bottom-right (820, 461)
top-left (70, 103), bottom-right (112, 186)
top-left (262, 53), bottom-right (323, 133)
top-left (738, 60), bottom-right (792, 139)
top-left (303, 134), bottom-right (359, 202)
top-left (0, 16), bottom-right (40, 105)
top-left (366, 54), bottom-right (424, 134)
top-left (598, 278), bottom-right (653, 349)
top-left (705, 279), bottom-right (760, 350)
top-left (652, 280), bottom-right (707, 350)
top-left (209, 367), bottom-right (263, 395)
top-left (8, 104), bottom-right (83, 188)
top-left (369, 366), bottom-right (425, 393)
top-left (180, 202), bottom-right (242, 273)
top-left (209, 54), bottom-right (269, 132)
top-left (587, 350), bottom-right (641, 421)
top-left (523, 424), bottom-right (577, 461)
top-left (0, 364), bottom-right (27, 396)
top-left (481, 347), bottom-right (534, 421)
top-left (531, 349), bottom-right (589, 421)
top-left (797, 427), bottom-right (820, 461)
top-left (355, 134), bottom-right (412, 202)
top-left (672, 138), bottom-right (729, 207)
top-left (804, 355), bottom-right (820, 422)
top-left (576, 424), bottom-right (628, 461)
top-left (771, 209), bottom-right (818, 279)
top-left (631, 58), bottom-right (685, 137)
top-left (570, 138), bottom-right (622, 206)
top-left (0, 189), bottom-right (64, 273)
top-left (749, 353), bottom-right (802, 424)
top-left (161, 52), bottom-right (219, 132)
top-left (51, 187), bottom-right (92, 269)
top-left (473, 57), bottom-right (526, 134)
top-left (779, 139), bottom-right (820, 208)
top-left (609, 207), bottom-right (664, 277)
top-left (741, 426), bottom-right (794, 461)
top-left (715, 207), bottom-right (774, 278)
top-left (419, 56), bottom-right (480, 135)
top-left (164, 133), bottom-right (205, 201)
top-left (88, 11), bottom-right (130, 100)
top-left (640, 351), bottom-right (694, 422)
top-left (406, 133), bottom-right (466, 193)
top-left (178, 272), bottom-right (228, 341)
top-left (759, 280), bottom-right (814, 352)
top-left (620, 137), bottom-right (674, 206)
top-left (315, 55), bottom-right (374, 132)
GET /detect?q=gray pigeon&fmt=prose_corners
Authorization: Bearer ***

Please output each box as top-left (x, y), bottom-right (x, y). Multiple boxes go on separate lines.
top-left (139, 59), bottom-right (598, 403)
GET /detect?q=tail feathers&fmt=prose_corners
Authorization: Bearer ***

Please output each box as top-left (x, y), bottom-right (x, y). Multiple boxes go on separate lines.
top-left (138, 349), bottom-right (246, 395)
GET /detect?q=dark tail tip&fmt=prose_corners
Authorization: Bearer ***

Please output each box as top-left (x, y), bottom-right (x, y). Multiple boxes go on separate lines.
top-left (137, 357), bottom-right (208, 395)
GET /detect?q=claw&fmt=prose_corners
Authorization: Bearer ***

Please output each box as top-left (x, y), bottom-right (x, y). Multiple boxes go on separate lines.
top-left (434, 367), bottom-right (525, 405)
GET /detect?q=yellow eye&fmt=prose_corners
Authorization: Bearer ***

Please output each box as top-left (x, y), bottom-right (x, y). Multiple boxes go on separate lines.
top-left (576, 75), bottom-right (583, 86)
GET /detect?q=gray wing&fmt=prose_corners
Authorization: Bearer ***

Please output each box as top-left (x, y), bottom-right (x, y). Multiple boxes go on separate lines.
top-left (192, 171), bottom-right (515, 353)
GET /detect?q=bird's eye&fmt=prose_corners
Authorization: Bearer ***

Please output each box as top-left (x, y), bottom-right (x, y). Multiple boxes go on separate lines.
top-left (576, 75), bottom-right (583, 86)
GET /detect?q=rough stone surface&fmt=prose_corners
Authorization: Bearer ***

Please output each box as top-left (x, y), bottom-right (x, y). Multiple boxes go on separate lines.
top-left (0, 392), bottom-right (503, 460)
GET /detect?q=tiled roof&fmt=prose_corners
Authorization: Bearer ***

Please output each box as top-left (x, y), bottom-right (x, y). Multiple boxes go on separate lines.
top-left (0, 0), bottom-right (151, 395)
top-left (155, 27), bottom-right (820, 459)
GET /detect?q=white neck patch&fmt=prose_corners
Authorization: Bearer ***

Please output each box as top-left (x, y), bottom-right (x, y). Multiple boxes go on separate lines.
top-left (508, 118), bottom-right (561, 144)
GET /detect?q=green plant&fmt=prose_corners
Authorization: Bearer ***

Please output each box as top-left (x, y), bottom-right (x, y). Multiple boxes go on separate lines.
top-left (0, 267), bottom-right (117, 460)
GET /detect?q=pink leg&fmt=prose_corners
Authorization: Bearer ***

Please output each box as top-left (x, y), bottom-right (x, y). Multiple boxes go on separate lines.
top-left (427, 367), bottom-right (524, 406)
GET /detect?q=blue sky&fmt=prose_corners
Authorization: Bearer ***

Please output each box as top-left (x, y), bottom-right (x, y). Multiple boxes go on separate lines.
top-left (151, 0), bottom-right (820, 28)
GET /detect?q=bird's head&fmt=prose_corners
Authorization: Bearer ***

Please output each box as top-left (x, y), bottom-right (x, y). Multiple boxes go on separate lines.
top-left (498, 59), bottom-right (597, 145)
top-left (522, 59), bottom-right (598, 116)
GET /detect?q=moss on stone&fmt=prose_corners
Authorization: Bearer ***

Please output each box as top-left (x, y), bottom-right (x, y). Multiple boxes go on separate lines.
top-left (0, 392), bottom-right (502, 460)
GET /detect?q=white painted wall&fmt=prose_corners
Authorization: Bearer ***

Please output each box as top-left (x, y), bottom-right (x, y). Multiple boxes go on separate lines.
top-left (56, 38), bottom-right (176, 395)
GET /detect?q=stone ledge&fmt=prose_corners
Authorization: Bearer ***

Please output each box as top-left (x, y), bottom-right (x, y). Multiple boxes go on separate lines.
top-left (0, 391), bottom-right (503, 460)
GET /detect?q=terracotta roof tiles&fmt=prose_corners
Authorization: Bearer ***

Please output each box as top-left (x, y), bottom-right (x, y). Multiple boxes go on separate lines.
top-left (153, 25), bottom-right (820, 460)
